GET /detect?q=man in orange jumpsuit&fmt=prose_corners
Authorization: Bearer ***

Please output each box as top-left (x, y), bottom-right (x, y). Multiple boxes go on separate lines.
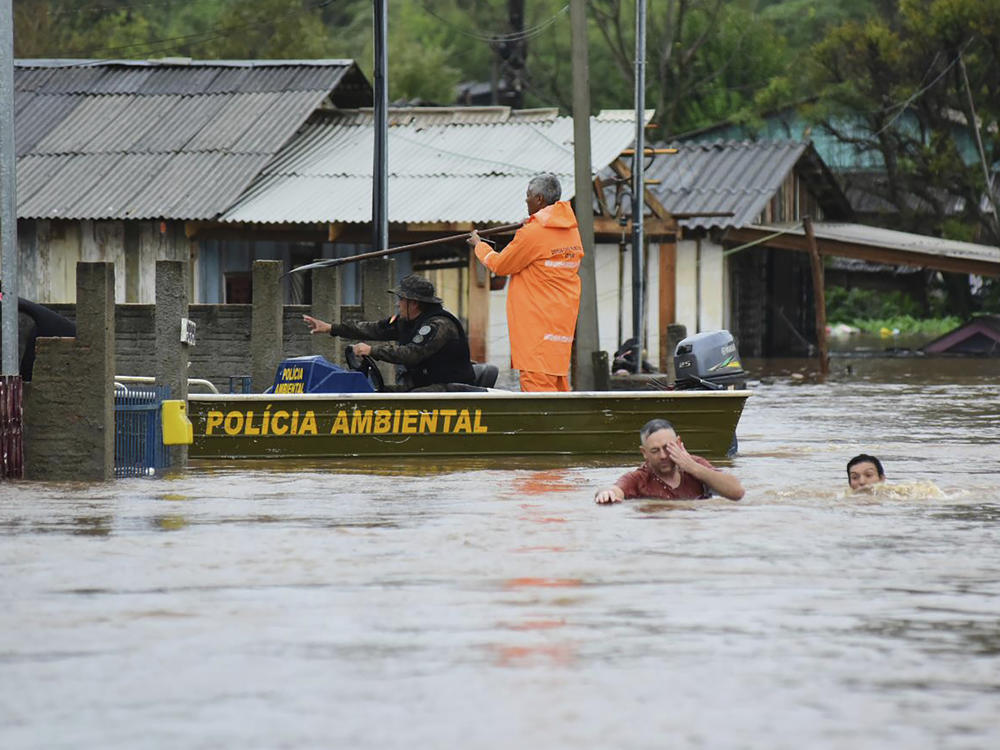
top-left (467, 174), bottom-right (583, 392)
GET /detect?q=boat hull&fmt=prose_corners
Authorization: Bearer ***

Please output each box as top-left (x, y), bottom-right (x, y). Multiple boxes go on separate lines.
top-left (187, 390), bottom-right (751, 460)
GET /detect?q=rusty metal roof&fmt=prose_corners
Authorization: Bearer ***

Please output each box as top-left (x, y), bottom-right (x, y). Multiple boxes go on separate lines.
top-left (220, 108), bottom-right (649, 224)
top-left (13, 59), bottom-right (371, 221)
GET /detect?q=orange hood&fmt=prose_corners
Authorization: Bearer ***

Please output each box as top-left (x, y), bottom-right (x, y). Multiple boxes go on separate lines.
top-left (529, 201), bottom-right (578, 229)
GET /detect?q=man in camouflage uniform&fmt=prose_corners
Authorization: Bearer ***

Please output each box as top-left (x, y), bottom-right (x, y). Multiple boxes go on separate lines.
top-left (303, 274), bottom-right (476, 391)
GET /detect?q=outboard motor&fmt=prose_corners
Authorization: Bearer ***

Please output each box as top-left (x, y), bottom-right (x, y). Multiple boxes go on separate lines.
top-left (673, 330), bottom-right (747, 390)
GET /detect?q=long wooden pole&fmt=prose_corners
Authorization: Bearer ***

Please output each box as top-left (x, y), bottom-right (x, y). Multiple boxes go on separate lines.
top-left (804, 217), bottom-right (829, 378)
top-left (284, 223), bottom-right (523, 276)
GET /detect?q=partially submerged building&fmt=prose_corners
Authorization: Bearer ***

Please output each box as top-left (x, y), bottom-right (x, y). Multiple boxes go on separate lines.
top-left (923, 315), bottom-right (1000, 355)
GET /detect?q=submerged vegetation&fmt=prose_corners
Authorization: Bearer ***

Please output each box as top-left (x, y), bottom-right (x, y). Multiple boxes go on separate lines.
top-left (826, 286), bottom-right (962, 336)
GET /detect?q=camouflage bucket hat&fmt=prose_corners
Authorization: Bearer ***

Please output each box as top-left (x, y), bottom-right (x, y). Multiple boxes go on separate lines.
top-left (388, 274), bottom-right (442, 304)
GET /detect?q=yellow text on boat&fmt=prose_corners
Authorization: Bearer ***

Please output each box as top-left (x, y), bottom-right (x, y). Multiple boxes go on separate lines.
top-left (202, 407), bottom-right (488, 437)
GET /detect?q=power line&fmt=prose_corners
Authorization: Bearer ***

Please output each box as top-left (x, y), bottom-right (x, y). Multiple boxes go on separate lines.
top-left (869, 38), bottom-right (974, 138)
top-left (416, 2), bottom-right (569, 44)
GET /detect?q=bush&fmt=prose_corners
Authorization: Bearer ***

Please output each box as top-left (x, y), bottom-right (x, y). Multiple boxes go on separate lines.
top-left (826, 286), bottom-right (923, 321)
top-left (826, 286), bottom-right (961, 336)
top-left (846, 315), bottom-right (962, 337)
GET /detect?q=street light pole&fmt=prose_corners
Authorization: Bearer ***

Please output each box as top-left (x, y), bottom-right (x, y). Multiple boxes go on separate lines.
top-left (630, 0), bottom-right (647, 373)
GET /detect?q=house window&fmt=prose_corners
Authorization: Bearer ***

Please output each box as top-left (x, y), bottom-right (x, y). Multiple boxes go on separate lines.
top-left (225, 272), bottom-right (252, 303)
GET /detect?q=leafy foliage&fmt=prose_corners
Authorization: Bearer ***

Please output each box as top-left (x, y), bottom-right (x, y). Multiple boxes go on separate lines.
top-left (826, 285), bottom-right (962, 335)
top-left (827, 286), bottom-right (925, 321)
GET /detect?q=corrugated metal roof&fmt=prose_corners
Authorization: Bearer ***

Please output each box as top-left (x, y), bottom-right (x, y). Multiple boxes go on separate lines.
top-left (14, 58), bottom-right (357, 94)
top-left (13, 59), bottom-right (369, 220)
top-left (805, 222), bottom-right (1000, 265)
top-left (639, 140), bottom-right (811, 230)
top-left (220, 108), bottom-right (648, 224)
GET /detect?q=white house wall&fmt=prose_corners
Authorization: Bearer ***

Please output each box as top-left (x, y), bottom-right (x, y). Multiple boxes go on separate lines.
top-left (675, 237), bottom-right (727, 335)
top-left (698, 239), bottom-right (725, 332)
top-left (595, 241), bottom-right (626, 356)
top-left (676, 239), bottom-right (698, 334)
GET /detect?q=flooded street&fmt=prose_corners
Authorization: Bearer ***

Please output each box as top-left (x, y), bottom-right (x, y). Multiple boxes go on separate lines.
top-left (2, 358), bottom-right (1000, 749)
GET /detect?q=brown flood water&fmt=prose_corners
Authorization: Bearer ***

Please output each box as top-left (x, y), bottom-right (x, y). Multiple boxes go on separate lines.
top-left (1, 356), bottom-right (999, 749)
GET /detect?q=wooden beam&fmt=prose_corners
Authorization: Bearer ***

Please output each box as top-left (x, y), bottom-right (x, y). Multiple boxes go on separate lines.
top-left (609, 158), bottom-right (677, 224)
top-left (658, 240), bottom-right (676, 372)
top-left (593, 175), bottom-right (611, 217)
top-left (593, 216), bottom-right (676, 240)
top-left (404, 221), bottom-right (477, 233)
top-left (620, 147), bottom-right (678, 155)
top-left (466, 249), bottom-right (489, 362)
top-left (803, 218), bottom-right (828, 378)
top-left (185, 222), bottom-right (331, 242)
top-left (726, 226), bottom-right (1000, 278)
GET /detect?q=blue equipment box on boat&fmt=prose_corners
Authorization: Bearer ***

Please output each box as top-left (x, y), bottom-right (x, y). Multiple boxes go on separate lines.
top-left (270, 355), bottom-right (374, 394)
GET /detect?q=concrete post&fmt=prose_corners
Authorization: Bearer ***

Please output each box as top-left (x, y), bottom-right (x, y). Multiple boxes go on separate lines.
top-left (24, 262), bottom-right (115, 480)
top-left (310, 264), bottom-right (342, 365)
top-left (155, 260), bottom-right (189, 467)
top-left (251, 260), bottom-right (283, 392)
top-left (362, 258), bottom-right (395, 386)
top-left (570, 0), bottom-right (599, 390)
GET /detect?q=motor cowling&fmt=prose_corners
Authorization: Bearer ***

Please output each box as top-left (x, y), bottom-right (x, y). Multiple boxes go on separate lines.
top-left (673, 330), bottom-right (747, 390)
top-left (270, 355), bottom-right (375, 394)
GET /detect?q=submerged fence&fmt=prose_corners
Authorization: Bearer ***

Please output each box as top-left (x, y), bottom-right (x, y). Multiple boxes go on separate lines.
top-left (114, 384), bottom-right (170, 478)
top-left (0, 376), bottom-right (23, 479)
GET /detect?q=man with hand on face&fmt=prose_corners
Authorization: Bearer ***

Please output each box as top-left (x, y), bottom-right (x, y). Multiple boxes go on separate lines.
top-left (847, 454), bottom-right (886, 492)
top-left (302, 273), bottom-right (475, 391)
top-left (595, 418), bottom-right (745, 503)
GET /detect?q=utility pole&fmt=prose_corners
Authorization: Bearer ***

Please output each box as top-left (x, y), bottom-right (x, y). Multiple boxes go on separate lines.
top-left (493, 0), bottom-right (525, 108)
top-left (372, 0), bottom-right (388, 254)
top-left (1, 0), bottom-right (23, 478)
top-left (630, 0), bottom-right (647, 372)
top-left (1, 0), bottom-right (17, 376)
top-left (570, 0), bottom-right (599, 389)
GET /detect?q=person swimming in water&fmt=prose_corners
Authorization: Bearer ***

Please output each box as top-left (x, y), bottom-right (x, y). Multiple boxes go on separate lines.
top-left (847, 454), bottom-right (885, 491)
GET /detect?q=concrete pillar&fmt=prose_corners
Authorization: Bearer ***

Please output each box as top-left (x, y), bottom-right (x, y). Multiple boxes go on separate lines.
top-left (310, 264), bottom-right (342, 365)
top-left (362, 258), bottom-right (395, 386)
top-left (24, 262), bottom-right (115, 480)
top-left (155, 260), bottom-right (189, 468)
top-left (251, 260), bottom-right (283, 392)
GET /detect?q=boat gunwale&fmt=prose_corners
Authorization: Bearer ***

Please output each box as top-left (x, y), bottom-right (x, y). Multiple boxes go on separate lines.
top-left (188, 390), bottom-right (753, 402)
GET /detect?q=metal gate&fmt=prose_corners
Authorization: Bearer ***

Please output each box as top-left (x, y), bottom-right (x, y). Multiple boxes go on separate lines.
top-left (114, 384), bottom-right (170, 478)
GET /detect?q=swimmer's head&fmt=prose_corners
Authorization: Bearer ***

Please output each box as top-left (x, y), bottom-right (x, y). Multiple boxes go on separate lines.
top-left (847, 454), bottom-right (885, 491)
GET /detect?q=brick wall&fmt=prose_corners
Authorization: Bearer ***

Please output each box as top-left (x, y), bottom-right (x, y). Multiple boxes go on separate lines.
top-left (46, 303), bottom-right (363, 393)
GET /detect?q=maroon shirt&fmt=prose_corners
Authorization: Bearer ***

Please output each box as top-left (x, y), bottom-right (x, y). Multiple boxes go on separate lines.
top-left (614, 456), bottom-right (715, 500)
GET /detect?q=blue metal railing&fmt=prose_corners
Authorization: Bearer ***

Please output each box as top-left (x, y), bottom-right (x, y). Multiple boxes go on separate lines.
top-left (114, 384), bottom-right (170, 478)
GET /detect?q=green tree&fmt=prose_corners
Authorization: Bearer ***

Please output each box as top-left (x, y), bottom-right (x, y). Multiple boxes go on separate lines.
top-left (801, 0), bottom-right (1000, 245)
